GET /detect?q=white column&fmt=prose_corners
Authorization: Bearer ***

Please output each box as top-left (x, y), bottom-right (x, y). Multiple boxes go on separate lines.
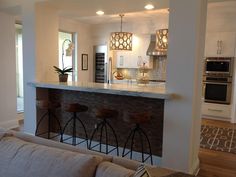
top-left (22, 1), bottom-right (59, 134)
top-left (22, 1), bottom-right (37, 134)
top-left (162, 0), bottom-right (207, 173)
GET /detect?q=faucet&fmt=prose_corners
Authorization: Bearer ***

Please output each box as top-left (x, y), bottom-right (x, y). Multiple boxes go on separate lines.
top-left (107, 57), bottom-right (113, 84)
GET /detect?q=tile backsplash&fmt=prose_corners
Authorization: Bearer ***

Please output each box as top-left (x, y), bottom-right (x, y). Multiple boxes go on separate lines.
top-left (116, 57), bottom-right (167, 81)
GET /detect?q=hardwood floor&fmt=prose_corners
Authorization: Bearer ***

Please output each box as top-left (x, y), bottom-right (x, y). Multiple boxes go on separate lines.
top-left (198, 118), bottom-right (236, 177)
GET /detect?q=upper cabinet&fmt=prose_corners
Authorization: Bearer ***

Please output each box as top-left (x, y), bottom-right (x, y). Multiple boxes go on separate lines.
top-left (205, 32), bottom-right (236, 57)
top-left (115, 35), bottom-right (153, 69)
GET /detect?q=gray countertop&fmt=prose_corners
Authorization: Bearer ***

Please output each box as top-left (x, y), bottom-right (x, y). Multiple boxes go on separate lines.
top-left (28, 81), bottom-right (172, 99)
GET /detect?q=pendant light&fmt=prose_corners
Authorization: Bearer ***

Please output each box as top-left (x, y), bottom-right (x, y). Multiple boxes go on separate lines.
top-left (110, 14), bottom-right (133, 51)
top-left (156, 29), bottom-right (168, 51)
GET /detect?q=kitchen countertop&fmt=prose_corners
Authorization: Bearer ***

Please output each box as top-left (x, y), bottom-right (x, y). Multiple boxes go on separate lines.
top-left (29, 81), bottom-right (172, 99)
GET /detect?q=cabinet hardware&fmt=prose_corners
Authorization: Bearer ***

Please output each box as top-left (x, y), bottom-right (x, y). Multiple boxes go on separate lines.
top-left (208, 108), bottom-right (223, 112)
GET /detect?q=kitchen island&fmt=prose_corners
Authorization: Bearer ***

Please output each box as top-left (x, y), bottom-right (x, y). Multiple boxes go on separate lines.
top-left (30, 81), bottom-right (172, 157)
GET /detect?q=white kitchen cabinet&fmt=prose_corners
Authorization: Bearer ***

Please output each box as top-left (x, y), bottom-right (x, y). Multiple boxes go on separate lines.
top-left (116, 35), bottom-right (153, 68)
top-left (205, 32), bottom-right (236, 57)
top-left (116, 51), bottom-right (130, 68)
top-left (116, 53), bottom-right (153, 68)
top-left (202, 102), bottom-right (231, 120)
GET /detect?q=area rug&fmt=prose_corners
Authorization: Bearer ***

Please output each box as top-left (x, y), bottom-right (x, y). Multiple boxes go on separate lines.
top-left (200, 125), bottom-right (236, 154)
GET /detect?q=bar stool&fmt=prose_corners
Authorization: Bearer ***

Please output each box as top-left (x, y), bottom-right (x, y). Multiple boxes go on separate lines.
top-left (61, 103), bottom-right (89, 147)
top-left (35, 100), bottom-right (62, 140)
top-left (89, 108), bottom-right (119, 155)
top-left (122, 112), bottom-right (153, 165)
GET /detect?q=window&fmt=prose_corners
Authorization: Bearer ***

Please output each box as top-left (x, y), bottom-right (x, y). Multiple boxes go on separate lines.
top-left (58, 31), bottom-right (76, 81)
top-left (16, 24), bottom-right (24, 112)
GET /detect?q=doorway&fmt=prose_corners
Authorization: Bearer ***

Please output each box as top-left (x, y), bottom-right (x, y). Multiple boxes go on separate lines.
top-left (16, 24), bottom-right (24, 113)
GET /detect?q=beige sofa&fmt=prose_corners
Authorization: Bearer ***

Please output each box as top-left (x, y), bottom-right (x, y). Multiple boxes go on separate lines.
top-left (0, 129), bottom-right (193, 177)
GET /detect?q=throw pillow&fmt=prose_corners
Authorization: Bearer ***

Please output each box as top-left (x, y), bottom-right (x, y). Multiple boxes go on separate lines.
top-left (133, 164), bottom-right (151, 177)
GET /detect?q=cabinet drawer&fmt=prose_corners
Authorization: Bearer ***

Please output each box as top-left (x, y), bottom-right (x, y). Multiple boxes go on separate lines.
top-left (202, 102), bottom-right (231, 119)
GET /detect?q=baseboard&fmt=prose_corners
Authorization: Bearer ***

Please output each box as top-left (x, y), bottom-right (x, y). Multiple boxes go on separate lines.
top-left (190, 158), bottom-right (200, 175)
top-left (202, 115), bottom-right (230, 122)
top-left (0, 119), bottom-right (19, 130)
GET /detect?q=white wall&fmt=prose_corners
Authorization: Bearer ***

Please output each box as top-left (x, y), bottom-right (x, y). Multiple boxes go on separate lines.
top-left (35, 3), bottom-right (58, 82)
top-left (59, 18), bottom-right (93, 82)
top-left (0, 12), bottom-right (18, 129)
top-left (206, 1), bottom-right (236, 33)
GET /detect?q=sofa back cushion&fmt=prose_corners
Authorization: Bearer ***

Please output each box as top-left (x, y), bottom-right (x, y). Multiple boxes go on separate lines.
top-left (95, 161), bottom-right (135, 177)
top-left (13, 131), bottom-right (113, 162)
top-left (0, 136), bottom-right (102, 177)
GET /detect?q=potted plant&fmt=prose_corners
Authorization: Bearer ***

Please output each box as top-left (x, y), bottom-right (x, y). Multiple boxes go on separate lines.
top-left (53, 66), bottom-right (73, 82)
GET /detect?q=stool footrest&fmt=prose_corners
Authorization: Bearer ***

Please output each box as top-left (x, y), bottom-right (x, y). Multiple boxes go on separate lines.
top-left (62, 136), bottom-right (88, 146)
top-left (36, 132), bottom-right (61, 139)
top-left (90, 142), bottom-right (118, 155)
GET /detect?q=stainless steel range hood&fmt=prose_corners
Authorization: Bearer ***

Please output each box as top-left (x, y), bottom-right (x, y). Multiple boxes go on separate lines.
top-left (146, 34), bottom-right (167, 56)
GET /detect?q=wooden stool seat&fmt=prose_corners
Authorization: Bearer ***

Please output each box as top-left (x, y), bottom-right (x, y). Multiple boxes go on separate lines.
top-left (126, 112), bottom-right (151, 124)
top-left (35, 100), bottom-right (62, 140)
top-left (65, 103), bottom-right (88, 113)
top-left (96, 108), bottom-right (118, 119)
top-left (36, 100), bottom-right (61, 110)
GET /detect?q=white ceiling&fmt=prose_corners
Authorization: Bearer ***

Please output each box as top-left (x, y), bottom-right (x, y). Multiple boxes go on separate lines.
top-left (0, 0), bottom-right (236, 25)
top-left (46, 0), bottom-right (169, 19)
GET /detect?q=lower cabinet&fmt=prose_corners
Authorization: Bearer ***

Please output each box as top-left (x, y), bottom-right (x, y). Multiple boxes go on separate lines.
top-left (202, 102), bottom-right (231, 120)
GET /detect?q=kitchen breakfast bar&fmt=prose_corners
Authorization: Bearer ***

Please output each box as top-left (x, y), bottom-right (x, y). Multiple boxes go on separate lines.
top-left (29, 82), bottom-right (172, 158)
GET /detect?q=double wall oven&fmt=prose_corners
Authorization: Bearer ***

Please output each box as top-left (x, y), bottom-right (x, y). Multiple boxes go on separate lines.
top-left (203, 57), bottom-right (234, 104)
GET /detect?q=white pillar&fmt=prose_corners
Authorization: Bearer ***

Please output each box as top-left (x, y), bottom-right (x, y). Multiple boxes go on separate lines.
top-left (162, 0), bottom-right (207, 173)
top-left (22, 1), bottom-right (37, 134)
top-left (22, 1), bottom-right (59, 134)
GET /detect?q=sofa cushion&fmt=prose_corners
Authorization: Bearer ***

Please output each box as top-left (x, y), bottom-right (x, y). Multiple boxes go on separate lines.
top-left (133, 164), bottom-right (151, 177)
top-left (162, 172), bottom-right (195, 177)
top-left (95, 161), bottom-right (135, 177)
top-left (112, 156), bottom-right (141, 171)
top-left (0, 136), bottom-right (102, 177)
top-left (12, 130), bottom-right (113, 162)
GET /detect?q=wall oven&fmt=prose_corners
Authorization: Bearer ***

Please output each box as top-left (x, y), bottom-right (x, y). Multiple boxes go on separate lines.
top-left (205, 57), bottom-right (233, 77)
top-left (203, 76), bottom-right (232, 104)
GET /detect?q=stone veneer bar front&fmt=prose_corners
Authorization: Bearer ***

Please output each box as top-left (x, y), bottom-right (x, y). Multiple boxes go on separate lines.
top-left (30, 81), bottom-right (172, 157)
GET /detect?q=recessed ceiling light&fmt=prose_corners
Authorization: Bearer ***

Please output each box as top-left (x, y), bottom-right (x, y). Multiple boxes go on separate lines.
top-left (145, 4), bottom-right (155, 10)
top-left (96, 11), bottom-right (104, 15)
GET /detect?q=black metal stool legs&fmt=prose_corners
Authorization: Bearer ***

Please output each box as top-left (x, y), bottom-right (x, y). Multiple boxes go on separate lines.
top-left (139, 127), bottom-right (153, 164)
top-left (122, 124), bottom-right (153, 165)
top-left (106, 120), bottom-right (119, 156)
top-left (35, 112), bottom-right (48, 136)
top-left (35, 110), bottom-right (62, 140)
top-left (89, 119), bottom-right (119, 156)
top-left (61, 112), bottom-right (89, 147)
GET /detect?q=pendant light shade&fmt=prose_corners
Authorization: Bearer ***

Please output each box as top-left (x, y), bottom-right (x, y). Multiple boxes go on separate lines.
top-left (110, 14), bottom-right (133, 51)
top-left (156, 29), bottom-right (168, 51)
